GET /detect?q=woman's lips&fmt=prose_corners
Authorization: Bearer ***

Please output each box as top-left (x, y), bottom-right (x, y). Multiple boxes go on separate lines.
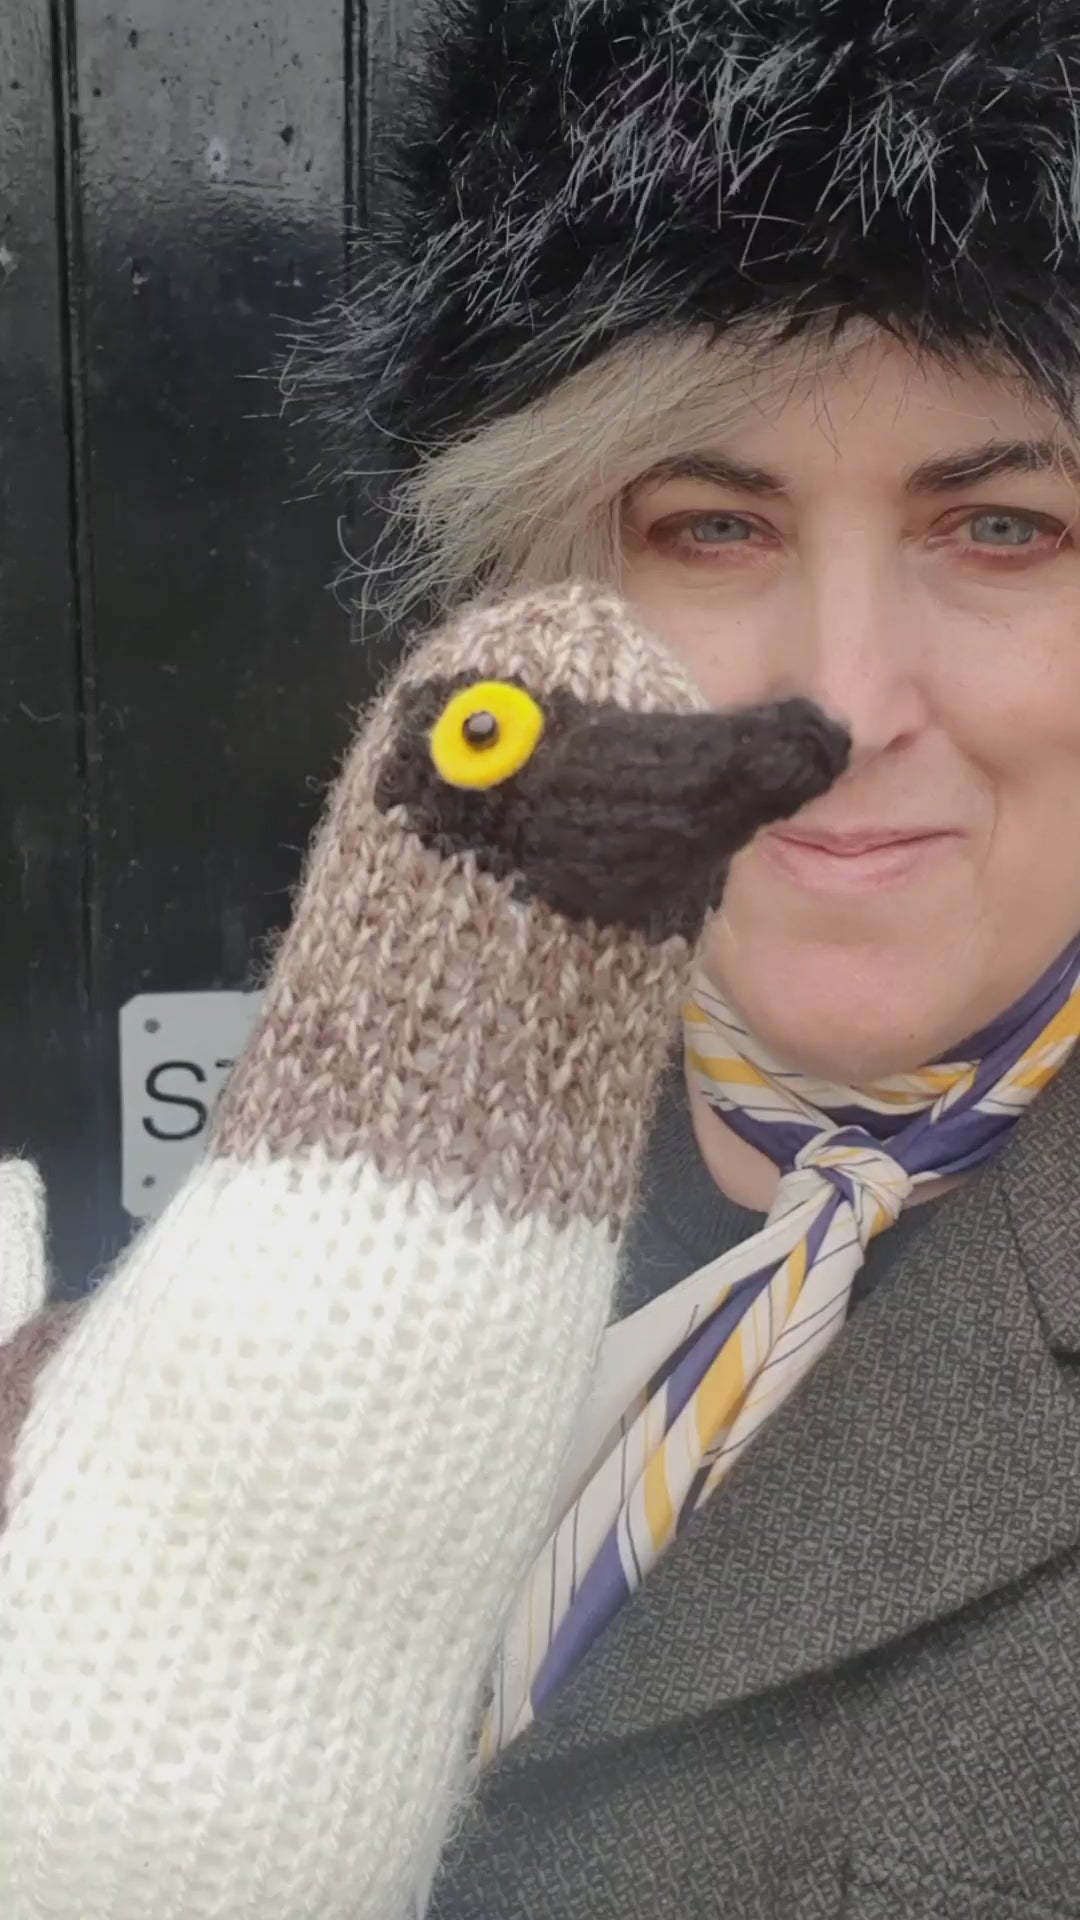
top-left (761, 826), bottom-right (959, 893)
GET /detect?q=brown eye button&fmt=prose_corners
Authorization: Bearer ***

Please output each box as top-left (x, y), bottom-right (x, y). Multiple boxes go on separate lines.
top-left (462, 710), bottom-right (499, 748)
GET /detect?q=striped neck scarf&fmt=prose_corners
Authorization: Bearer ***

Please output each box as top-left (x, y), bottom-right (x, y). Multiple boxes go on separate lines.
top-left (480, 939), bottom-right (1080, 1763)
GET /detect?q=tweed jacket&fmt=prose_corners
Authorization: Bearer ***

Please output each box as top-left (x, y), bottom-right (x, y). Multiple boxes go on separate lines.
top-left (429, 1053), bottom-right (1080, 1920)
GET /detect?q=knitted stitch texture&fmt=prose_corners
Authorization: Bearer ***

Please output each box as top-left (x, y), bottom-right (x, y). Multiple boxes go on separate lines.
top-left (0, 582), bottom-right (847, 1920)
top-left (0, 1159), bottom-right (50, 1343)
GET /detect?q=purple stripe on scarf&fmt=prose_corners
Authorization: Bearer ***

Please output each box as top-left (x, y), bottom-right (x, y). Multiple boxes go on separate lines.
top-left (900, 946), bottom-right (1080, 1179)
top-left (717, 1110), bottom-right (815, 1165)
top-left (531, 1524), bottom-right (630, 1713)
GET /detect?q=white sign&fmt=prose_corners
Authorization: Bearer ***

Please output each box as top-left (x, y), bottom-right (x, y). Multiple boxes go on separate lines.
top-left (119, 991), bottom-right (263, 1220)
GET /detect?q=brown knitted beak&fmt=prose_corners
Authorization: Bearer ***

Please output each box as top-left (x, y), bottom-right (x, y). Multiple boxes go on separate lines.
top-left (375, 679), bottom-right (850, 940)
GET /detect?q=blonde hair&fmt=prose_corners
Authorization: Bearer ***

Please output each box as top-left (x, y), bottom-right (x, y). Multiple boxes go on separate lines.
top-left (343, 313), bottom-right (1037, 635)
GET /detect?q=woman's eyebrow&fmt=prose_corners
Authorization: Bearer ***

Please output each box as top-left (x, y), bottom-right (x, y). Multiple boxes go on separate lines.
top-left (904, 438), bottom-right (1080, 492)
top-left (630, 438), bottom-right (1080, 501)
top-left (628, 453), bottom-right (786, 498)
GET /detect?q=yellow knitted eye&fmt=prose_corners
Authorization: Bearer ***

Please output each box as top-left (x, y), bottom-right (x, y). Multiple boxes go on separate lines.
top-left (429, 680), bottom-right (545, 789)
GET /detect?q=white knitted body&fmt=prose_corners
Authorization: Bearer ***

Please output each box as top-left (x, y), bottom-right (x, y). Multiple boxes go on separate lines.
top-left (0, 1160), bottom-right (49, 1343)
top-left (0, 1150), bottom-right (616, 1920)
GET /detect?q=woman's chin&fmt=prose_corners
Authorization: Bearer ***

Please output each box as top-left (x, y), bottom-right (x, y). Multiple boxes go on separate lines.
top-left (699, 930), bottom-right (972, 1083)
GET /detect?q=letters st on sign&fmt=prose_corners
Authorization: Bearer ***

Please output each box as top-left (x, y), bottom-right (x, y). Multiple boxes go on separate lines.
top-left (118, 993), bottom-right (262, 1220)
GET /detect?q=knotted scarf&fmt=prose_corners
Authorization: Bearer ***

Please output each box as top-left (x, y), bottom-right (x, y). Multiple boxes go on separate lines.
top-left (480, 939), bottom-right (1080, 1760)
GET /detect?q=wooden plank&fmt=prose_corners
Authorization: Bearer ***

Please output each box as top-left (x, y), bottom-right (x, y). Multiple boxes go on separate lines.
top-left (0, 0), bottom-right (108, 1291)
top-left (70, 0), bottom-right (391, 1259)
top-left (1, 0), bottom-right (427, 1281)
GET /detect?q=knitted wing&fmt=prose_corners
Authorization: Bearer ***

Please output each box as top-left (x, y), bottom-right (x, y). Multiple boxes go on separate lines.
top-left (0, 582), bottom-right (846, 1920)
top-left (0, 1160), bottom-right (49, 1344)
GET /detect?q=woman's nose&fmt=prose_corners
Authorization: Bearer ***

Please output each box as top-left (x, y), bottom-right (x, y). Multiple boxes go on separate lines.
top-left (774, 551), bottom-right (929, 766)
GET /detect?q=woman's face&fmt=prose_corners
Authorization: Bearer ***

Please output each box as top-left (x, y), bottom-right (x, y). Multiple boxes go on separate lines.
top-left (621, 332), bottom-right (1080, 1079)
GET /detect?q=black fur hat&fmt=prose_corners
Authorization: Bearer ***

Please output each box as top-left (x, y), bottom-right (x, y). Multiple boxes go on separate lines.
top-left (294, 0), bottom-right (1080, 467)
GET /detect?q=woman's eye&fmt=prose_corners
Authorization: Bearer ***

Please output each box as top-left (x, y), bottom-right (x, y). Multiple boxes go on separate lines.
top-left (956, 508), bottom-right (1071, 555)
top-left (653, 513), bottom-right (760, 553)
top-left (967, 511), bottom-right (1043, 547)
top-left (687, 515), bottom-right (754, 544)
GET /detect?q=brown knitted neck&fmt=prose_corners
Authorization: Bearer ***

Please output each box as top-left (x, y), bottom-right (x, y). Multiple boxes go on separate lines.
top-left (213, 804), bottom-right (693, 1235)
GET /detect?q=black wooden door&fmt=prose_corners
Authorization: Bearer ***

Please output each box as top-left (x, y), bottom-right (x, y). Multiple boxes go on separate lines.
top-left (1, 0), bottom-right (408, 1292)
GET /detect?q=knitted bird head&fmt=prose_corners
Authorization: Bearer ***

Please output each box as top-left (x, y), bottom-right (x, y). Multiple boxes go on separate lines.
top-left (215, 582), bottom-right (848, 1236)
top-left (287, 0), bottom-right (1080, 470)
top-left (372, 652), bottom-right (845, 943)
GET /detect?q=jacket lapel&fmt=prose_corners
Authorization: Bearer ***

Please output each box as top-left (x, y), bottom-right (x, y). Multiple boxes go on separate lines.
top-left (496, 1056), bottom-right (1080, 1775)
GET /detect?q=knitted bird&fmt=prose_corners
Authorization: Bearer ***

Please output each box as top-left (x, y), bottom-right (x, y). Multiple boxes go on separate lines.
top-left (0, 582), bottom-right (846, 1920)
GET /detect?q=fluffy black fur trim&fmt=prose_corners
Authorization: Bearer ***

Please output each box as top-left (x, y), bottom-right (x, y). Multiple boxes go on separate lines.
top-left (287, 0), bottom-right (1080, 469)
